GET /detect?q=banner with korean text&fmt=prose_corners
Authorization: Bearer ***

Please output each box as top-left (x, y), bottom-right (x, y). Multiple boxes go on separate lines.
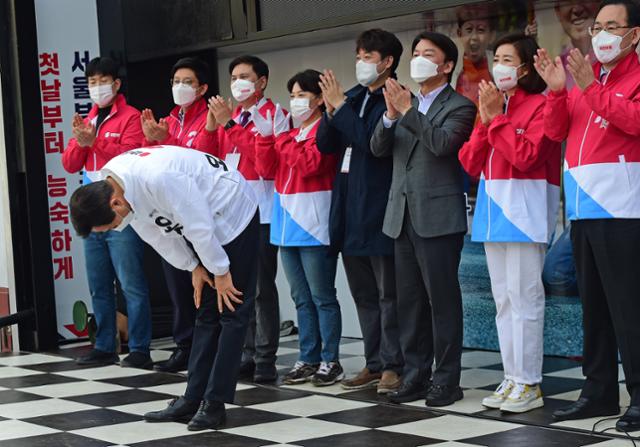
top-left (34, 0), bottom-right (99, 339)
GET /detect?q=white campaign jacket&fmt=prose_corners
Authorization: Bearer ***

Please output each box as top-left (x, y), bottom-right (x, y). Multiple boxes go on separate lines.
top-left (101, 145), bottom-right (258, 275)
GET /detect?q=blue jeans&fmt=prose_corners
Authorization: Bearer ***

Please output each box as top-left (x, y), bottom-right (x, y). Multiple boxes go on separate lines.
top-left (84, 225), bottom-right (151, 354)
top-left (542, 224), bottom-right (579, 296)
top-left (280, 245), bottom-right (340, 364)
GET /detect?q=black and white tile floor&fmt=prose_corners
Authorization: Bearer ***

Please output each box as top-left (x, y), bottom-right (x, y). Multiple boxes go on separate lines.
top-left (0, 336), bottom-right (636, 446)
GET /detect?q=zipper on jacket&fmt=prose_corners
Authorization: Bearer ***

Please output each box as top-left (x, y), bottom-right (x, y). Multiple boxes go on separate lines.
top-left (575, 73), bottom-right (607, 218)
top-left (486, 149), bottom-right (495, 240)
top-left (280, 167), bottom-right (294, 245)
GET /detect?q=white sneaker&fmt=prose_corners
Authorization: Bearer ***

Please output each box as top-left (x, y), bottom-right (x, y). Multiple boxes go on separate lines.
top-left (482, 378), bottom-right (515, 409)
top-left (500, 383), bottom-right (544, 413)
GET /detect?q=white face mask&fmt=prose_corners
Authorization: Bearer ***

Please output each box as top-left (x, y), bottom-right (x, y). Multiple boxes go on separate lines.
top-left (289, 97), bottom-right (315, 122)
top-left (492, 63), bottom-right (523, 91)
top-left (113, 208), bottom-right (134, 232)
top-left (231, 79), bottom-right (256, 101)
top-left (592, 29), bottom-right (634, 64)
top-left (172, 83), bottom-right (197, 107)
top-left (410, 56), bottom-right (439, 83)
top-left (356, 60), bottom-right (382, 87)
top-left (89, 83), bottom-right (116, 107)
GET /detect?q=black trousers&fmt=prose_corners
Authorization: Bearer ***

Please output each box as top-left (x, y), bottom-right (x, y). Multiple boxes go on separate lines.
top-left (242, 224), bottom-right (280, 366)
top-left (343, 254), bottom-right (403, 374)
top-left (572, 219), bottom-right (640, 405)
top-left (161, 260), bottom-right (196, 349)
top-left (183, 212), bottom-right (259, 403)
top-left (394, 211), bottom-right (464, 386)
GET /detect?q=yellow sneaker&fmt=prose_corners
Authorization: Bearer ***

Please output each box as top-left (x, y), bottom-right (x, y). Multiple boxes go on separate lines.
top-left (482, 378), bottom-right (515, 409)
top-left (500, 383), bottom-right (544, 413)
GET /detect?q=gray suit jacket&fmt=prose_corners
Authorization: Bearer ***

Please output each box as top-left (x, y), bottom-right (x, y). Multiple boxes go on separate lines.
top-left (370, 85), bottom-right (477, 239)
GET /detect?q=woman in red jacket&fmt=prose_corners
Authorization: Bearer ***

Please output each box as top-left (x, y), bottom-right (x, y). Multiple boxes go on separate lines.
top-left (253, 69), bottom-right (342, 387)
top-left (459, 34), bottom-right (561, 413)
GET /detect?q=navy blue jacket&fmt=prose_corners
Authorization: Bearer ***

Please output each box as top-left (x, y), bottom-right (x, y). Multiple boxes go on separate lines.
top-left (316, 84), bottom-right (393, 256)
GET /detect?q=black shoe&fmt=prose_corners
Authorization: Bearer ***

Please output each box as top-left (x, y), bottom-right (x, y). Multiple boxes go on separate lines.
top-left (154, 347), bottom-right (190, 373)
top-left (187, 400), bottom-right (226, 431)
top-left (143, 396), bottom-right (199, 422)
top-left (76, 349), bottom-right (119, 366)
top-left (616, 406), bottom-right (640, 432)
top-left (552, 397), bottom-right (620, 422)
top-left (121, 351), bottom-right (153, 369)
top-left (283, 361), bottom-right (318, 384)
top-left (254, 363), bottom-right (278, 383)
top-left (426, 384), bottom-right (464, 407)
top-left (388, 380), bottom-right (426, 403)
top-left (238, 360), bottom-right (256, 379)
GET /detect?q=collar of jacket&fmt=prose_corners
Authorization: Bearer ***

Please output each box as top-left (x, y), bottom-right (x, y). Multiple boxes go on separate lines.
top-left (169, 97), bottom-right (208, 124)
top-left (87, 93), bottom-right (127, 120)
top-left (592, 49), bottom-right (640, 85)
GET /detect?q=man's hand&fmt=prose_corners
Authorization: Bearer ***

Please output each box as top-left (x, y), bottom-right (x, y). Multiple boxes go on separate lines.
top-left (73, 119), bottom-right (97, 148)
top-left (214, 271), bottom-right (243, 313)
top-left (384, 78), bottom-right (412, 115)
top-left (319, 69), bottom-right (346, 110)
top-left (208, 96), bottom-right (234, 125)
top-left (192, 264), bottom-right (215, 309)
top-left (478, 80), bottom-right (504, 124)
top-left (383, 85), bottom-right (400, 120)
top-left (566, 48), bottom-right (595, 91)
top-left (534, 48), bottom-right (567, 92)
top-left (141, 109), bottom-right (169, 142)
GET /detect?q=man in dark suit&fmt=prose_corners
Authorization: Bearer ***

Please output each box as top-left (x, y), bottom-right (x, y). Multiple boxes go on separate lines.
top-left (371, 31), bottom-right (476, 407)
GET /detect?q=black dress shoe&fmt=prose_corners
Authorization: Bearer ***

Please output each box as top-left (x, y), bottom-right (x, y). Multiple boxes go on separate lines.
top-left (388, 381), bottom-right (426, 403)
top-left (617, 406), bottom-right (640, 432)
top-left (254, 363), bottom-right (278, 383)
top-left (121, 351), bottom-right (153, 369)
top-left (76, 349), bottom-right (119, 366)
top-left (552, 397), bottom-right (619, 422)
top-left (154, 347), bottom-right (190, 373)
top-left (426, 384), bottom-right (464, 407)
top-left (144, 396), bottom-right (200, 422)
top-left (238, 360), bottom-right (256, 379)
top-left (188, 400), bottom-right (226, 431)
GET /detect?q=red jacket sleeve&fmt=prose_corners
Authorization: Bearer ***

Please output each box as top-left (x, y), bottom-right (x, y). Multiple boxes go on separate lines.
top-left (61, 138), bottom-right (89, 174)
top-left (92, 112), bottom-right (144, 159)
top-left (583, 80), bottom-right (640, 137)
top-left (255, 135), bottom-right (279, 178)
top-left (458, 124), bottom-right (490, 177)
top-left (488, 103), bottom-right (548, 172)
top-left (544, 89), bottom-right (571, 143)
top-left (275, 133), bottom-right (332, 178)
top-left (192, 127), bottom-right (221, 156)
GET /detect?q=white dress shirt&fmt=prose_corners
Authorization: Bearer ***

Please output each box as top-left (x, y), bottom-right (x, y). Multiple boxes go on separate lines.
top-left (383, 83), bottom-right (449, 128)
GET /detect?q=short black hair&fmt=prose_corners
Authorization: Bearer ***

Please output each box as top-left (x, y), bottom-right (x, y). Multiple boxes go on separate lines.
top-left (355, 28), bottom-right (403, 74)
top-left (493, 33), bottom-right (547, 94)
top-left (229, 55), bottom-right (269, 79)
top-left (411, 32), bottom-right (459, 82)
top-left (85, 57), bottom-right (120, 80)
top-left (170, 57), bottom-right (211, 85)
top-left (597, 0), bottom-right (640, 27)
top-left (69, 181), bottom-right (115, 238)
top-left (286, 69), bottom-right (326, 111)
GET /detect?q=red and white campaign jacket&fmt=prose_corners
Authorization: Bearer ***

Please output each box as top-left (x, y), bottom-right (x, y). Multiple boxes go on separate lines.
top-left (459, 89), bottom-right (561, 243)
top-left (255, 119), bottom-right (338, 247)
top-left (141, 98), bottom-right (210, 151)
top-left (62, 94), bottom-right (143, 181)
top-left (545, 50), bottom-right (640, 220)
top-left (194, 98), bottom-right (278, 224)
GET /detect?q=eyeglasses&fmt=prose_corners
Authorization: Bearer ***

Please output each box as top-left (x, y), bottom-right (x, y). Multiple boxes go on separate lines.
top-left (588, 25), bottom-right (632, 36)
top-left (170, 79), bottom-right (196, 87)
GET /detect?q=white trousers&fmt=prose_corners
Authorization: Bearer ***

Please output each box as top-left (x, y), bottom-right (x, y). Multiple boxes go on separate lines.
top-left (484, 242), bottom-right (546, 385)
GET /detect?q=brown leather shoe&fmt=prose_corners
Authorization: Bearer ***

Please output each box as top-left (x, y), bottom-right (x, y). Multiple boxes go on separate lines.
top-left (377, 370), bottom-right (402, 395)
top-left (340, 368), bottom-right (381, 390)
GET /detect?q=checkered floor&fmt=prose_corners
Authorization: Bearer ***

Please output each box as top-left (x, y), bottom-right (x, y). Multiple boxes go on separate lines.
top-left (0, 337), bottom-right (636, 446)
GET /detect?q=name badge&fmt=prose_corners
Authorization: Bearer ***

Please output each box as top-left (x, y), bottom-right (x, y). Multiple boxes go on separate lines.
top-left (225, 153), bottom-right (241, 170)
top-left (341, 146), bottom-right (352, 174)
